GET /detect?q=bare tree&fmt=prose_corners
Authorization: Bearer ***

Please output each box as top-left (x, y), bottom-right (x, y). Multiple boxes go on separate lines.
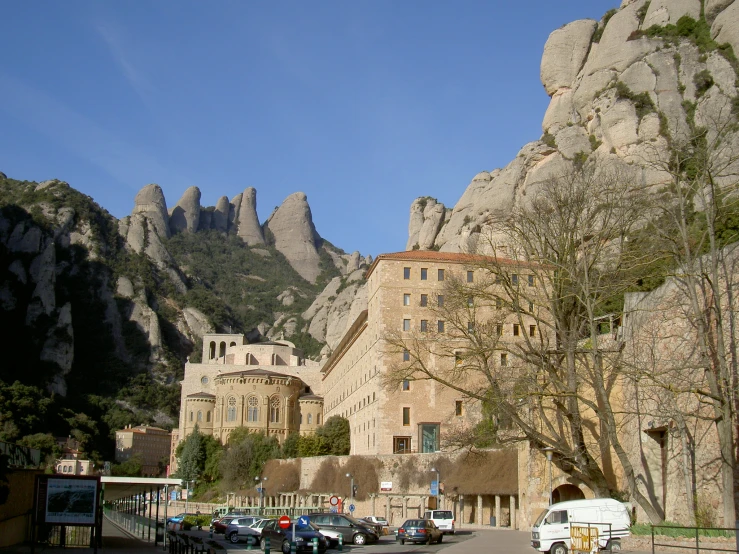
top-left (384, 160), bottom-right (665, 521)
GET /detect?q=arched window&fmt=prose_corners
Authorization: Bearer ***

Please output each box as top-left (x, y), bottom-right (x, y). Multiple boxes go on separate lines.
top-left (269, 397), bottom-right (280, 423)
top-left (197, 411), bottom-right (203, 422)
top-left (206, 411), bottom-right (211, 423)
top-left (317, 414), bottom-right (321, 425)
top-left (227, 397), bottom-right (237, 422)
top-left (307, 414), bottom-right (312, 424)
top-left (299, 413), bottom-right (303, 424)
top-left (230, 342), bottom-right (236, 347)
top-left (209, 341), bottom-right (216, 360)
top-left (247, 396), bottom-right (259, 422)
top-left (189, 411), bottom-right (193, 422)
top-left (219, 342), bottom-right (226, 358)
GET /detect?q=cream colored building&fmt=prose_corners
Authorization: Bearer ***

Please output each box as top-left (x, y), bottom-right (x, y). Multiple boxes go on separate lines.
top-left (322, 251), bottom-right (544, 455)
top-left (115, 425), bottom-right (172, 476)
top-left (172, 336), bottom-right (324, 473)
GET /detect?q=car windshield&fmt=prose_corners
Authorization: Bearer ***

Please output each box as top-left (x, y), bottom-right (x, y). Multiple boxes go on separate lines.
top-left (343, 516), bottom-right (365, 526)
top-left (403, 520), bottom-right (424, 527)
top-left (533, 510), bottom-right (548, 527)
top-left (434, 511), bottom-right (453, 519)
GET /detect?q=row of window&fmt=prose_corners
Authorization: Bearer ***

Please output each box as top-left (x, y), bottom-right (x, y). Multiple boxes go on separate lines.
top-left (403, 267), bottom-right (536, 286)
top-left (401, 319), bottom-right (536, 336)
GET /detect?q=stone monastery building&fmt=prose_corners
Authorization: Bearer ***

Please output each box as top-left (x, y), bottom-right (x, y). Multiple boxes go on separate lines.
top-left (174, 251), bottom-right (543, 461)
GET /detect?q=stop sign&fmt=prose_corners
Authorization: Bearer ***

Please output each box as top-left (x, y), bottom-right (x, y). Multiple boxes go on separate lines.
top-left (278, 515), bottom-right (291, 529)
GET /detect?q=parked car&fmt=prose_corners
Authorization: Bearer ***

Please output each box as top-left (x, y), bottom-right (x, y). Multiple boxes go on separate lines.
top-left (397, 519), bottom-right (443, 545)
top-left (226, 516), bottom-right (262, 544)
top-left (211, 516), bottom-right (239, 534)
top-left (422, 509), bottom-right (455, 534)
top-left (249, 518), bottom-right (272, 532)
top-left (360, 516), bottom-right (388, 535)
top-left (316, 528), bottom-right (341, 548)
top-left (167, 512), bottom-right (199, 524)
top-left (259, 519), bottom-right (328, 554)
top-left (303, 513), bottom-right (379, 545)
top-left (211, 509), bottom-right (247, 527)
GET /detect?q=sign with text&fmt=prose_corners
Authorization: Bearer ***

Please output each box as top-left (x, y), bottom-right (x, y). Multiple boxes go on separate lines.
top-left (45, 477), bottom-right (99, 525)
top-left (570, 526), bottom-right (599, 553)
top-left (380, 481), bottom-right (392, 491)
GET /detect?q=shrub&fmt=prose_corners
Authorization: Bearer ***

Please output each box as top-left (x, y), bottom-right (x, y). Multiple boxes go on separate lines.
top-left (693, 69), bottom-right (714, 98)
top-left (542, 132), bottom-right (557, 148)
top-left (592, 9), bottom-right (617, 43)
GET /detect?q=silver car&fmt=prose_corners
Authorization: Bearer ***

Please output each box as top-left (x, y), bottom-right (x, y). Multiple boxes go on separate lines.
top-left (226, 516), bottom-right (262, 544)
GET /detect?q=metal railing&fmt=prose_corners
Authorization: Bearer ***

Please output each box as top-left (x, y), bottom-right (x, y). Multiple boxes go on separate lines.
top-left (105, 507), bottom-right (164, 544)
top-left (37, 524), bottom-right (93, 547)
top-left (651, 524), bottom-right (737, 554)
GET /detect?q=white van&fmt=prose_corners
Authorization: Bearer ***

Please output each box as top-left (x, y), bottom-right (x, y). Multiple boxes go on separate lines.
top-left (422, 510), bottom-right (455, 534)
top-left (531, 498), bottom-right (630, 554)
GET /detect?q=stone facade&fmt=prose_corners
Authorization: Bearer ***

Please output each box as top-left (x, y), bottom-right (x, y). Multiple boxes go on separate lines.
top-left (172, 336), bottom-right (324, 473)
top-left (322, 251), bottom-right (545, 455)
top-left (115, 425), bottom-right (172, 477)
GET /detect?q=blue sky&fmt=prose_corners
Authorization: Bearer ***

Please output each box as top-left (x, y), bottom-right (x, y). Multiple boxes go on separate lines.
top-left (1, 1), bottom-right (618, 258)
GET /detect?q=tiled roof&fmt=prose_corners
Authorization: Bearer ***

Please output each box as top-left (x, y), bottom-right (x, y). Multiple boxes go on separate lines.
top-left (216, 368), bottom-right (297, 380)
top-left (365, 250), bottom-right (540, 278)
top-left (186, 392), bottom-right (216, 399)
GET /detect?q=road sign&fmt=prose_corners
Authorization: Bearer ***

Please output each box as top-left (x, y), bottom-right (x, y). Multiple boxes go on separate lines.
top-left (298, 516), bottom-right (309, 526)
top-left (329, 495), bottom-right (339, 507)
top-left (430, 480), bottom-right (439, 496)
top-left (279, 515), bottom-right (291, 529)
top-left (256, 486), bottom-right (263, 493)
top-left (330, 507), bottom-right (338, 513)
top-left (348, 504), bottom-right (355, 513)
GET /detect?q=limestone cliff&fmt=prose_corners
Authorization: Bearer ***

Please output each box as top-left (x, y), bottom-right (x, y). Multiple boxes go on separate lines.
top-left (408, 0), bottom-right (739, 253)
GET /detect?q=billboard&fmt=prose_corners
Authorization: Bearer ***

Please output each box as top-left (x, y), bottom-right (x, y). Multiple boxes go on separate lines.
top-left (44, 477), bottom-right (99, 525)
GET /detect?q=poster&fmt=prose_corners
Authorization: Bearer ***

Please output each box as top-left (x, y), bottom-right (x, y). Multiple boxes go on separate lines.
top-left (45, 478), bottom-right (98, 525)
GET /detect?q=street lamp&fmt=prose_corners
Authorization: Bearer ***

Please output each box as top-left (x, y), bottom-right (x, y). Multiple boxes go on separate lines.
top-left (543, 448), bottom-right (554, 506)
top-left (346, 473), bottom-right (354, 503)
top-left (183, 480), bottom-right (195, 514)
top-left (255, 476), bottom-right (268, 514)
top-left (430, 467), bottom-right (441, 509)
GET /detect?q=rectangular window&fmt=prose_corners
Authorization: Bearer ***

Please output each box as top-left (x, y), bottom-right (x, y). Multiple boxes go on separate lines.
top-left (455, 401), bottom-right (463, 416)
top-left (403, 349), bottom-right (410, 361)
top-left (419, 423), bottom-right (440, 453)
top-left (403, 407), bottom-right (410, 426)
top-left (513, 324), bottom-right (520, 336)
top-left (496, 298), bottom-right (502, 309)
top-left (421, 268), bottom-right (428, 280)
top-left (530, 325), bottom-right (536, 337)
top-left (455, 353), bottom-right (463, 366)
top-left (500, 353), bottom-right (508, 366)
top-left (437, 295), bottom-right (444, 307)
top-left (468, 321), bottom-right (474, 332)
top-left (528, 274), bottom-right (535, 287)
top-left (496, 324), bottom-right (503, 336)
top-left (402, 380), bottom-right (410, 391)
top-left (438, 269), bottom-right (445, 281)
top-left (393, 436), bottom-right (411, 454)
top-left (404, 293), bottom-right (411, 306)
top-left (420, 320), bottom-right (428, 332)
top-left (467, 270), bottom-right (474, 283)
top-left (438, 320), bottom-right (445, 332)
top-left (420, 294), bottom-right (428, 307)
top-left (467, 296), bottom-right (474, 307)
top-left (511, 274), bottom-right (519, 286)
top-left (403, 319), bottom-right (411, 331)
top-left (404, 267), bottom-right (411, 280)
top-left (495, 273), bottom-right (501, 283)
top-left (529, 301), bottom-right (534, 312)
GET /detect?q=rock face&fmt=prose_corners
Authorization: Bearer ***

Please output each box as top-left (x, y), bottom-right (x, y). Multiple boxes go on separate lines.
top-left (169, 186), bottom-right (201, 234)
top-left (406, 198), bottom-right (447, 250)
top-left (406, 1), bottom-right (739, 254)
top-left (264, 192), bottom-right (322, 283)
top-left (540, 19), bottom-right (597, 96)
top-left (236, 187), bottom-right (265, 245)
top-left (213, 196), bottom-right (230, 232)
top-left (132, 184), bottom-right (170, 238)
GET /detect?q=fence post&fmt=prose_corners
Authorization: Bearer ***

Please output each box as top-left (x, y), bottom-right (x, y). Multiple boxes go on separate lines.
top-left (651, 526), bottom-right (655, 554)
top-left (695, 526), bottom-right (699, 554)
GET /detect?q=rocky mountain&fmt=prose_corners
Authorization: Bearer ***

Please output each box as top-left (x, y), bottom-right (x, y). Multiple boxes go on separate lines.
top-left (406, 0), bottom-right (739, 253)
top-left (0, 173), bottom-right (368, 462)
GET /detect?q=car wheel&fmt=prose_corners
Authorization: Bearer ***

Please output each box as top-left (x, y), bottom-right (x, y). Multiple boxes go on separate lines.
top-left (282, 539), bottom-right (291, 554)
top-left (438, 535), bottom-right (443, 544)
top-left (398, 539), bottom-right (405, 545)
top-left (426, 535), bottom-right (432, 545)
top-left (229, 532), bottom-right (240, 544)
top-left (260, 538), bottom-right (268, 551)
top-left (607, 540), bottom-right (622, 552)
top-left (551, 543), bottom-right (568, 554)
top-left (353, 533), bottom-right (367, 545)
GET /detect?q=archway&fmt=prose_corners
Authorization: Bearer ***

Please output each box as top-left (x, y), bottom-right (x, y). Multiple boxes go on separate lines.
top-left (552, 484), bottom-right (585, 504)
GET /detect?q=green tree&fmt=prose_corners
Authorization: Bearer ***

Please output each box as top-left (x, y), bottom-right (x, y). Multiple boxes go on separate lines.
top-left (316, 416), bottom-right (350, 455)
top-left (112, 454), bottom-right (143, 477)
top-left (219, 430), bottom-right (279, 490)
top-left (202, 434), bottom-right (223, 483)
top-left (297, 434), bottom-right (329, 457)
top-left (281, 433), bottom-right (300, 459)
top-left (18, 433), bottom-right (62, 467)
top-left (177, 425), bottom-right (205, 483)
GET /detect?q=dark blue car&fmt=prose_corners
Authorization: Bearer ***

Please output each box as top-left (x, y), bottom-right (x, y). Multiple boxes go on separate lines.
top-left (260, 519), bottom-right (328, 554)
top-left (397, 519), bottom-right (443, 545)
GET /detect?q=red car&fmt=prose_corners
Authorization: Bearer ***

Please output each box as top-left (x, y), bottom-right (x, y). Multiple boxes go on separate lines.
top-left (211, 516), bottom-right (239, 534)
